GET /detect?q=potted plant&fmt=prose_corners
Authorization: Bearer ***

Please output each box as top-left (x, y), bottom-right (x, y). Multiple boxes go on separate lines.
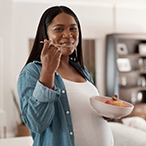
top-left (11, 90), bottom-right (30, 137)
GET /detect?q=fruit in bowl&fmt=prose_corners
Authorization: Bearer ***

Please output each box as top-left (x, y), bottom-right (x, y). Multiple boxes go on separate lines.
top-left (90, 95), bottom-right (134, 119)
top-left (105, 100), bottom-right (127, 107)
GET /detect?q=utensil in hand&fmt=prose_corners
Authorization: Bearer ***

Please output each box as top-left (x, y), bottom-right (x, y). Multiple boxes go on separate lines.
top-left (40, 41), bottom-right (74, 48)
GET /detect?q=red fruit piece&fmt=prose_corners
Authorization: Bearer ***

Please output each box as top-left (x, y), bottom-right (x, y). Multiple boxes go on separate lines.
top-left (105, 100), bottom-right (112, 105)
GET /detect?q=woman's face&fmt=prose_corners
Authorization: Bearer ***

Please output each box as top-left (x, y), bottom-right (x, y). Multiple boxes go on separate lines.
top-left (47, 12), bottom-right (79, 55)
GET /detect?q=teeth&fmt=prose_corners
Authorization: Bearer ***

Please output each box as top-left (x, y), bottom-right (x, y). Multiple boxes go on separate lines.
top-left (60, 42), bottom-right (74, 45)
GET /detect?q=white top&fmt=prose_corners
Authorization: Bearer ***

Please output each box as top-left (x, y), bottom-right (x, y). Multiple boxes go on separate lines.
top-left (63, 79), bottom-right (114, 146)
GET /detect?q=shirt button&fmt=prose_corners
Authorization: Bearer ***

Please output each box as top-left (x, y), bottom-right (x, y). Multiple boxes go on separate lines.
top-left (69, 132), bottom-right (73, 135)
top-left (62, 90), bottom-right (65, 94)
top-left (66, 111), bottom-right (70, 114)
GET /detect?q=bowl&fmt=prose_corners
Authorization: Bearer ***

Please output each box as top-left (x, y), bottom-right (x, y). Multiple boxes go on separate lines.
top-left (90, 95), bottom-right (134, 119)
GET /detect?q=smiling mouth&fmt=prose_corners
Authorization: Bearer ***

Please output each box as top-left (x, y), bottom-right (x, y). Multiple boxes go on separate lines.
top-left (59, 41), bottom-right (74, 47)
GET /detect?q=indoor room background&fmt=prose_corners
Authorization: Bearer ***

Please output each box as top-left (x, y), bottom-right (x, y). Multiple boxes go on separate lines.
top-left (1, 0), bottom-right (146, 138)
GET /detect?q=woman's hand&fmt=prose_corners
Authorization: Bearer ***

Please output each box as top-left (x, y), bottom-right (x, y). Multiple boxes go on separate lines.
top-left (39, 40), bottom-right (62, 89)
top-left (40, 40), bottom-right (62, 74)
top-left (112, 94), bottom-right (118, 101)
top-left (102, 117), bottom-right (112, 121)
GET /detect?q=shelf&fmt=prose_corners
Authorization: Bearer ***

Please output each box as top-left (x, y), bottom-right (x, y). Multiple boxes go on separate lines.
top-left (119, 53), bottom-right (146, 57)
top-left (106, 33), bottom-right (146, 103)
top-left (119, 86), bottom-right (146, 91)
top-left (139, 71), bottom-right (146, 74)
top-left (118, 70), bottom-right (146, 74)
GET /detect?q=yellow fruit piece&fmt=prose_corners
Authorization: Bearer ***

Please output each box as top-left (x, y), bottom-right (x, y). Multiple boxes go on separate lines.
top-left (113, 101), bottom-right (123, 107)
top-left (112, 101), bottom-right (127, 107)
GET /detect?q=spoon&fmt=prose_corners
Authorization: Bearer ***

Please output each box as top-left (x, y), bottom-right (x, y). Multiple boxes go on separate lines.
top-left (40, 41), bottom-right (74, 48)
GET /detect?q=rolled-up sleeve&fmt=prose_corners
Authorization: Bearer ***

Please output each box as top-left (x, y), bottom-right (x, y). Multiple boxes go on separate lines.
top-left (33, 81), bottom-right (61, 102)
top-left (17, 63), bottom-right (61, 134)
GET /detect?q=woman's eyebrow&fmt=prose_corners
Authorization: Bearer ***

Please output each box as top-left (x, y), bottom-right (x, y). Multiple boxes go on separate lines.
top-left (53, 24), bottom-right (77, 27)
top-left (70, 24), bottom-right (77, 26)
top-left (53, 24), bottom-right (64, 27)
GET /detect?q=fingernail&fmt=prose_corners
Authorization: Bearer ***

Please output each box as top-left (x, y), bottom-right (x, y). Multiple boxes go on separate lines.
top-left (44, 39), bottom-right (48, 43)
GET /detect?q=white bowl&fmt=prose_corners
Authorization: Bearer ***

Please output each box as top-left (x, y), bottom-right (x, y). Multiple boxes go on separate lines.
top-left (90, 95), bottom-right (134, 119)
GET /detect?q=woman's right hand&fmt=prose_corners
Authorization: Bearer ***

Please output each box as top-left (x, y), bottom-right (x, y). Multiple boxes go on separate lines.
top-left (40, 40), bottom-right (62, 74)
top-left (39, 40), bottom-right (62, 89)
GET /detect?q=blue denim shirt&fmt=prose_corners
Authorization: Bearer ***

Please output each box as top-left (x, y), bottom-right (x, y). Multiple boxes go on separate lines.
top-left (17, 59), bottom-right (94, 146)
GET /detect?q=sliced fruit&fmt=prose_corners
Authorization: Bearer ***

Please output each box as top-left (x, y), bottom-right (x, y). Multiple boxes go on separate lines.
top-left (104, 100), bottom-right (127, 107)
top-left (105, 100), bottom-right (112, 105)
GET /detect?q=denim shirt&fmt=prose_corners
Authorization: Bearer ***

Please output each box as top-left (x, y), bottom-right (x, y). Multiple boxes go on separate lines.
top-left (17, 59), bottom-right (94, 146)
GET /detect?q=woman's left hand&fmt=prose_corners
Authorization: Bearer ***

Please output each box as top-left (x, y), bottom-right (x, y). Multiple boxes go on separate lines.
top-left (103, 117), bottom-right (112, 121)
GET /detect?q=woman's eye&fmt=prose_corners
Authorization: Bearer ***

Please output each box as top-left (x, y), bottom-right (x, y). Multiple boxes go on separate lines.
top-left (70, 27), bottom-right (77, 31)
top-left (70, 27), bottom-right (78, 31)
top-left (54, 28), bottom-right (63, 31)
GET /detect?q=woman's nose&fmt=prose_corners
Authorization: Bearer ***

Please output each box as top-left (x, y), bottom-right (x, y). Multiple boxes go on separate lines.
top-left (62, 30), bottom-right (72, 38)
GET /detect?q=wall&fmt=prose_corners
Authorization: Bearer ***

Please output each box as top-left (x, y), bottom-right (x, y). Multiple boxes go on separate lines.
top-left (0, 0), bottom-right (15, 137)
top-left (1, 0), bottom-right (146, 137)
top-left (115, 4), bottom-right (146, 33)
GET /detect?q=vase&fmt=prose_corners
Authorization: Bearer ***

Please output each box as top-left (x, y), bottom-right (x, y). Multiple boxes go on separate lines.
top-left (17, 123), bottom-right (31, 137)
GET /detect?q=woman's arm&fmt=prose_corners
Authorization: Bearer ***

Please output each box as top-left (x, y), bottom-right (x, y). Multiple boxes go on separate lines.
top-left (17, 63), bottom-right (61, 134)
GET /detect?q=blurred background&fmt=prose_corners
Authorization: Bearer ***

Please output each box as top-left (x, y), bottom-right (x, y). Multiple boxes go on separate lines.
top-left (1, 0), bottom-right (146, 138)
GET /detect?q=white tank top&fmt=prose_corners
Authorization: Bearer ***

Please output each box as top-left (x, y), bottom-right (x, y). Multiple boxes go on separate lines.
top-left (63, 78), bottom-right (114, 146)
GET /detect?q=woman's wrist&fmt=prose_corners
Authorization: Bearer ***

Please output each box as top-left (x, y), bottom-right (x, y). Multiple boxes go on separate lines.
top-left (39, 69), bottom-right (55, 89)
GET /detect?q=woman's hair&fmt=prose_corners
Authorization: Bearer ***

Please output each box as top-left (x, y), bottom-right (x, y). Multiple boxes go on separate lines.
top-left (25, 5), bottom-right (84, 68)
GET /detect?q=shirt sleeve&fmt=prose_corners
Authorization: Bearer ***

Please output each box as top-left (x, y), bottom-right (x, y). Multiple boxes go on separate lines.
top-left (17, 63), bottom-right (61, 134)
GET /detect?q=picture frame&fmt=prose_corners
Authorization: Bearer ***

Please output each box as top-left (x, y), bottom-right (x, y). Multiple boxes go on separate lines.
top-left (138, 43), bottom-right (146, 55)
top-left (117, 58), bottom-right (131, 72)
top-left (117, 43), bottom-right (128, 55)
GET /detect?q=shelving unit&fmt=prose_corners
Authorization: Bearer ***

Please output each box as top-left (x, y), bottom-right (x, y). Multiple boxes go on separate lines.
top-left (106, 33), bottom-right (146, 104)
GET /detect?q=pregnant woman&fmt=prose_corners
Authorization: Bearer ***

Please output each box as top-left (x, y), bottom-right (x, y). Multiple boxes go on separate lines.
top-left (17, 5), bottom-right (114, 146)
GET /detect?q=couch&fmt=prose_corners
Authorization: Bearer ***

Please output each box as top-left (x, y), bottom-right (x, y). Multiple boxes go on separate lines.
top-left (108, 120), bottom-right (146, 146)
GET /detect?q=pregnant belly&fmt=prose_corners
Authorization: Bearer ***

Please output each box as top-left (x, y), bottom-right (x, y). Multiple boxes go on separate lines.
top-left (73, 114), bottom-right (114, 146)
